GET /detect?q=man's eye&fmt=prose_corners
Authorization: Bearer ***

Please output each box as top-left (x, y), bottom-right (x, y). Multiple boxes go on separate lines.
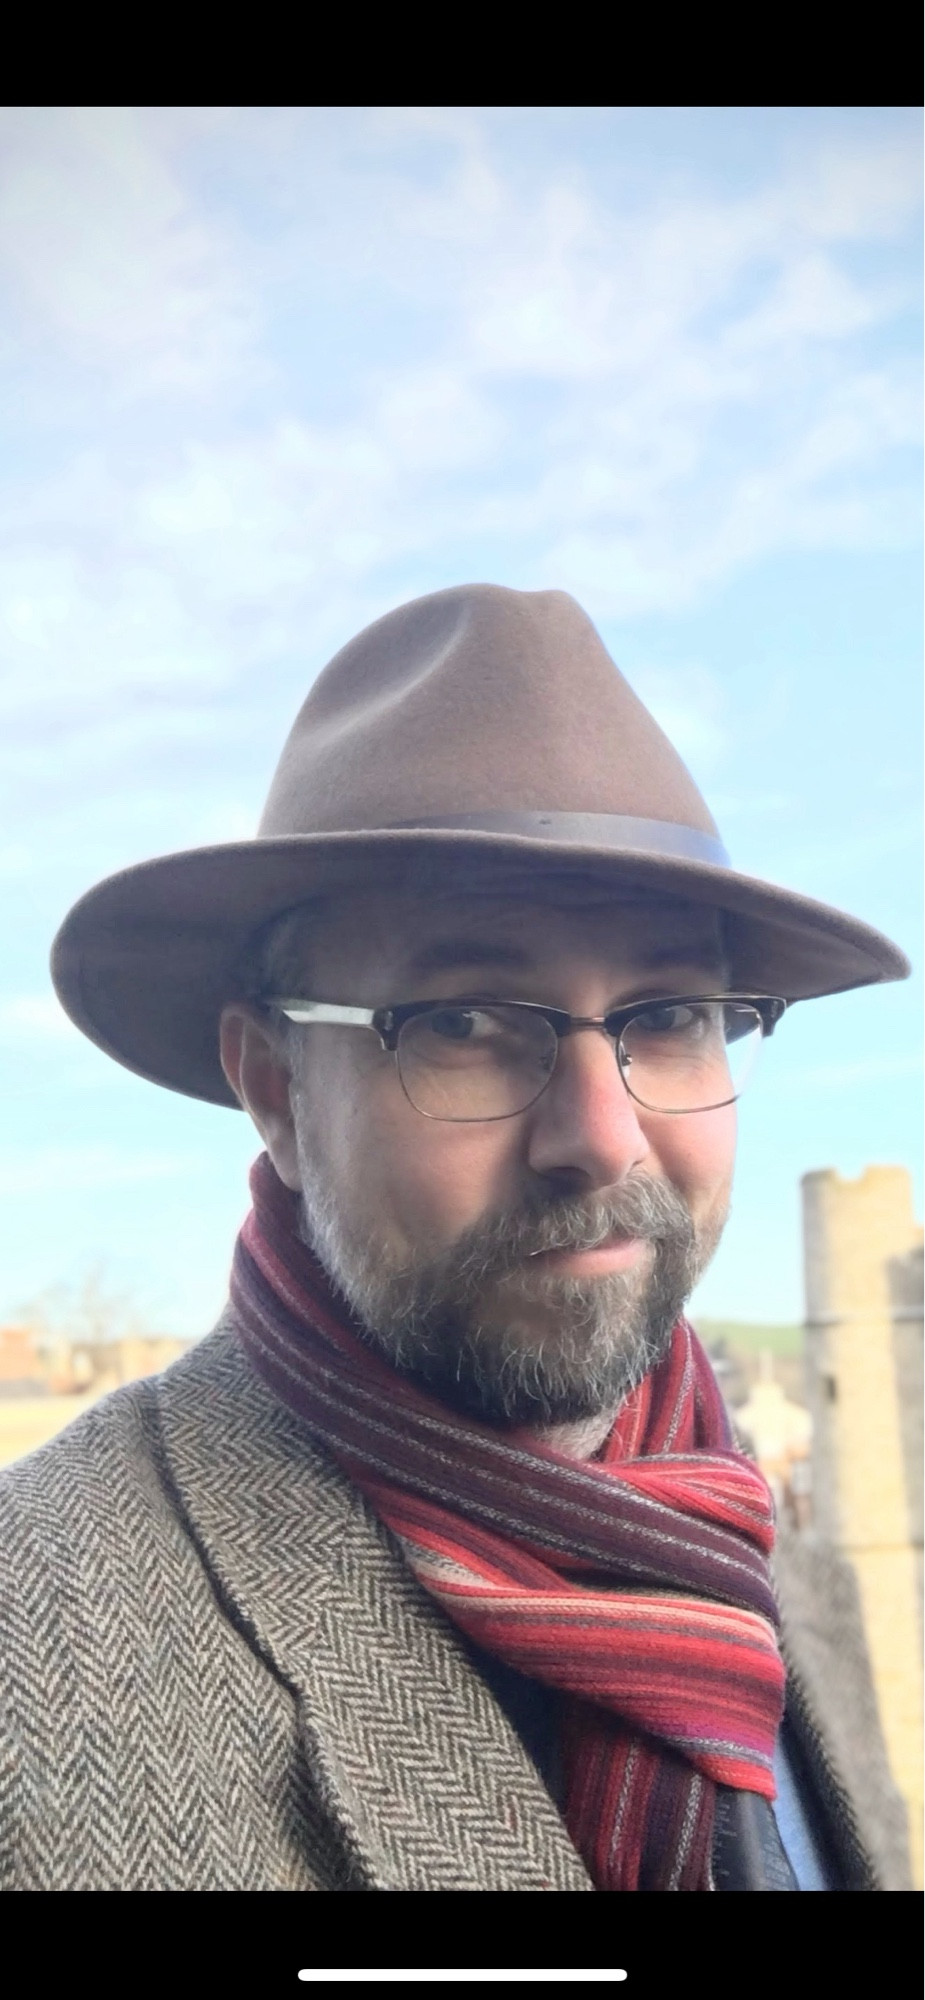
top-left (427, 1008), bottom-right (487, 1041)
top-left (631, 1004), bottom-right (710, 1036)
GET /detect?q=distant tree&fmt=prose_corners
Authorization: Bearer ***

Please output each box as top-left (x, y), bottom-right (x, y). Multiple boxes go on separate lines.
top-left (15, 1266), bottom-right (156, 1351)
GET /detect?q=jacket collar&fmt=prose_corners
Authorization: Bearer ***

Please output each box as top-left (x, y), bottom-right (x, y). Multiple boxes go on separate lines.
top-left (156, 1311), bottom-right (591, 1892)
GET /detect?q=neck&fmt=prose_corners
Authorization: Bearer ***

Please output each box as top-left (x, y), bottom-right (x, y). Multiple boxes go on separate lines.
top-left (522, 1408), bottom-right (618, 1462)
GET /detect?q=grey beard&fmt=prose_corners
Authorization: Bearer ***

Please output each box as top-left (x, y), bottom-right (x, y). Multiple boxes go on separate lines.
top-left (297, 1161), bottom-right (720, 1428)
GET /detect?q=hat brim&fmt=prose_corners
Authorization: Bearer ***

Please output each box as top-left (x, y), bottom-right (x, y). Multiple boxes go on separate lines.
top-left (51, 829), bottom-right (911, 1109)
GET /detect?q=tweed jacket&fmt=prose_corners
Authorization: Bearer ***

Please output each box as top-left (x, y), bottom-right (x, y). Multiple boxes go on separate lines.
top-left (0, 1314), bottom-right (909, 1892)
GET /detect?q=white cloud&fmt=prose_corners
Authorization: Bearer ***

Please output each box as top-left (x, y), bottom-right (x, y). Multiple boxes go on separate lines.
top-left (783, 131), bottom-right (922, 240)
top-left (0, 544), bottom-right (233, 722)
top-left (725, 252), bottom-right (889, 352)
top-left (0, 108), bottom-right (253, 396)
top-left (0, 109), bottom-right (918, 766)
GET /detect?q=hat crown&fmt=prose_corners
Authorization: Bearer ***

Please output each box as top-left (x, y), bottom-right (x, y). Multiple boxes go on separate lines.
top-left (258, 584), bottom-right (719, 841)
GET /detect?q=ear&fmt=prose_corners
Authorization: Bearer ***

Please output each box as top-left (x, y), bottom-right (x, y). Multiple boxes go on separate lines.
top-left (219, 1005), bottom-right (302, 1191)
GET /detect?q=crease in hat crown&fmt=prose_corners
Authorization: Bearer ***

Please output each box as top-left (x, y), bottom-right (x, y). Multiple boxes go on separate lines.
top-left (257, 584), bottom-right (720, 842)
top-left (50, 581), bottom-right (911, 1109)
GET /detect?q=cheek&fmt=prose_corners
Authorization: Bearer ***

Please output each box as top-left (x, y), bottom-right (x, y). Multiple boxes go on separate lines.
top-left (378, 1119), bottom-right (524, 1246)
top-left (643, 1105), bottom-right (737, 1210)
top-left (300, 1043), bottom-right (521, 1246)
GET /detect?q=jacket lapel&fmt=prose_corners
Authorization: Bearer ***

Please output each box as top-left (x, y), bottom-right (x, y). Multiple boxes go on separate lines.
top-left (156, 1315), bottom-right (591, 1891)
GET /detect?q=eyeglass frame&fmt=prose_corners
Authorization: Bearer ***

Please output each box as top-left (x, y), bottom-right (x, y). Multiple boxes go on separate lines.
top-left (264, 990), bottom-right (788, 1121)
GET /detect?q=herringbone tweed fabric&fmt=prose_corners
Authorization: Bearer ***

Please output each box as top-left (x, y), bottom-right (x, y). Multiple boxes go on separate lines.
top-left (0, 1314), bottom-right (906, 1890)
top-left (0, 1317), bottom-right (592, 1891)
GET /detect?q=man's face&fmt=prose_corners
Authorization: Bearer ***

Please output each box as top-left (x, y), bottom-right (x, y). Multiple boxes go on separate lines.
top-left (228, 883), bottom-right (737, 1431)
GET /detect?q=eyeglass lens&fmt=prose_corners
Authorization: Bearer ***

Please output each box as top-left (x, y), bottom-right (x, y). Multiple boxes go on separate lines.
top-left (396, 1001), bottom-right (765, 1122)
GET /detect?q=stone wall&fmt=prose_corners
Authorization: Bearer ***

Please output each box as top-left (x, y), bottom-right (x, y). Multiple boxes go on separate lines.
top-left (802, 1165), bottom-right (924, 1886)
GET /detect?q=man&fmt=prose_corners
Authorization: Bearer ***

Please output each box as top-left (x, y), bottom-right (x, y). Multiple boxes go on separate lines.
top-left (0, 585), bottom-right (911, 1892)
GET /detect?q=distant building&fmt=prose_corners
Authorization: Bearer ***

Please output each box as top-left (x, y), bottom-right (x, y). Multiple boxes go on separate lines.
top-left (0, 1325), bottom-right (46, 1394)
top-left (0, 1323), bottom-right (191, 1469)
top-left (801, 1165), bottom-right (924, 1888)
top-left (735, 1352), bottom-right (812, 1529)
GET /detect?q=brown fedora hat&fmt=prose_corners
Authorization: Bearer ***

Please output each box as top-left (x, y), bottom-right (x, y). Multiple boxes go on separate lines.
top-left (51, 583), bottom-right (910, 1108)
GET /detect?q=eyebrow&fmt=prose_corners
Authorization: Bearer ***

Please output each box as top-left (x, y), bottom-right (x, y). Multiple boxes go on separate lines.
top-left (405, 939), bottom-right (534, 979)
top-left (403, 935), bottom-right (727, 982)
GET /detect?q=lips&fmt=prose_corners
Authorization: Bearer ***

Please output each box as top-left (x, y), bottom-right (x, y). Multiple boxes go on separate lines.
top-left (527, 1228), bottom-right (643, 1255)
top-left (525, 1235), bottom-right (649, 1274)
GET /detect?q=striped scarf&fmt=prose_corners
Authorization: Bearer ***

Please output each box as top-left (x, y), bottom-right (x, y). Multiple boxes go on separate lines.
top-left (232, 1152), bottom-right (786, 1891)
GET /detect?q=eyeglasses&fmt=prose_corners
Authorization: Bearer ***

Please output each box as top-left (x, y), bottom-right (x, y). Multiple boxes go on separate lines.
top-left (266, 992), bottom-right (787, 1123)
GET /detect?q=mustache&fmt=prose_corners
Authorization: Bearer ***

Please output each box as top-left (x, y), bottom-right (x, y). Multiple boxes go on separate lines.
top-left (420, 1174), bottom-right (696, 1292)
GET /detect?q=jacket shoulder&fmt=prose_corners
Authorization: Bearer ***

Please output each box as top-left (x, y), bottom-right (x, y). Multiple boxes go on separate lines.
top-left (0, 1322), bottom-right (355, 1890)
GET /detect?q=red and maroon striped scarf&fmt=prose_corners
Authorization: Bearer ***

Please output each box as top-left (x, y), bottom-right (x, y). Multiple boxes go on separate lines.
top-left (231, 1152), bottom-right (786, 1891)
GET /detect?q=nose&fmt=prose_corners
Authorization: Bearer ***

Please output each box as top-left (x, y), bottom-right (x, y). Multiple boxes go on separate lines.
top-left (524, 1023), bottom-right (649, 1190)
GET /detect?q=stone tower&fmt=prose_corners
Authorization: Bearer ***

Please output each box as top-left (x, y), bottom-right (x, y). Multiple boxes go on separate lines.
top-left (802, 1165), bottom-right (924, 1885)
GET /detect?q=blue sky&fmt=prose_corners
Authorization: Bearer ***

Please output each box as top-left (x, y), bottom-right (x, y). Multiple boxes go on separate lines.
top-left (0, 106), bottom-right (921, 1339)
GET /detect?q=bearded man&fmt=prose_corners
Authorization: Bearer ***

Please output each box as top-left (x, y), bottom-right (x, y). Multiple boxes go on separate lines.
top-left (0, 585), bottom-right (911, 1895)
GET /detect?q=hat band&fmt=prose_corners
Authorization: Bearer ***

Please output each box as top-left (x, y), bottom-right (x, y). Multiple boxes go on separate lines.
top-left (387, 811), bottom-right (730, 868)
